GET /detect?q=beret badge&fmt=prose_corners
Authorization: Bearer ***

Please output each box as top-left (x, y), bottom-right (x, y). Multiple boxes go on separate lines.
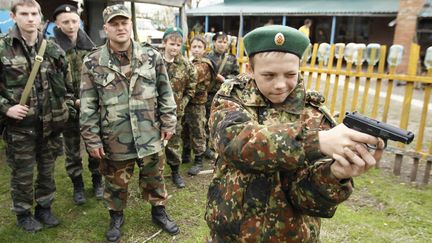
top-left (274, 33), bottom-right (285, 46)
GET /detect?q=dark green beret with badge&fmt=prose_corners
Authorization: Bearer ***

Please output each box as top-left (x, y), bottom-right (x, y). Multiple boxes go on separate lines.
top-left (243, 25), bottom-right (310, 58)
top-left (163, 27), bottom-right (183, 39)
top-left (102, 4), bottom-right (131, 23)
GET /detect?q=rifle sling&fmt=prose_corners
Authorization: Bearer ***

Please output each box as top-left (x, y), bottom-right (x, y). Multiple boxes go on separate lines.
top-left (19, 39), bottom-right (47, 105)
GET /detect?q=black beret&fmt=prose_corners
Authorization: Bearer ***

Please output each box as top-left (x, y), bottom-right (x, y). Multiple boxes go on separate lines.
top-left (212, 31), bottom-right (227, 41)
top-left (53, 4), bottom-right (78, 20)
top-left (244, 25), bottom-right (310, 58)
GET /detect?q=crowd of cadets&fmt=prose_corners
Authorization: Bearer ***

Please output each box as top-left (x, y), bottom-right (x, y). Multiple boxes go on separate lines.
top-left (0, 0), bottom-right (238, 241)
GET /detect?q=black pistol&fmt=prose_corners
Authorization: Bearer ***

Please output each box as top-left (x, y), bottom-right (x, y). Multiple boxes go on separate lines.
top-left (342, 111), bottom-right (415, 148)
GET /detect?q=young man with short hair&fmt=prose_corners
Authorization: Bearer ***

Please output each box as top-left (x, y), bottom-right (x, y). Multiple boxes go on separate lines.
top-left (0, 0), bottom-right (73, 232)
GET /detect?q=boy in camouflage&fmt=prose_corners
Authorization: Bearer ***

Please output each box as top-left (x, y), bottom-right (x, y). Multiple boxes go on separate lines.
top-left (80, 5), bottom-right (179, 242)
top-left (206, 25), bottom-right (385, 242)
top-left (51, 4), bottom-right (102, 205)
top-left (183, 36), bottom-right (216, 175)
top-left (205, 31), bottom-right (239, 159)
top-left (162, 27), bottom-right (197, 188)
top-left (0, 0), bottom-right (73, 232)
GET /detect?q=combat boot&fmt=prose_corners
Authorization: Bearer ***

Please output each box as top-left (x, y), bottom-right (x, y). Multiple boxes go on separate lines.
top-left (16, 212), bottom-right (43, 232)
top-left (170, 165), bottom-right (185, 188)
top-left (187, 155), bottom-right (203, 176)
top-left (151, 205), bottom-right (179, 235)
top-left (34, 205), bottom-right (60, 227)
top-left (182, 147), bottom-right (191, 164)
top-left (204, 148), bottom-right (217, 160)
top-left (106, 210), bottom-right (124, 243)
top-left (92, 174), bottom-right (104, 200)
top-left (71, 175), bottom-right (86, 204)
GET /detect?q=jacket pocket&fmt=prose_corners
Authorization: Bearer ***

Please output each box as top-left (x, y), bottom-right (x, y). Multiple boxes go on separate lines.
top-left (1, 57), bottom-right (28, 88)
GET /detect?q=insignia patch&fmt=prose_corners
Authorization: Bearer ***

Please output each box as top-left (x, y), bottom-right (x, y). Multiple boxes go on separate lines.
top-left (274, 33), bottom-right (285, 46)
top-left (65, 6), bottom-right (70, 12)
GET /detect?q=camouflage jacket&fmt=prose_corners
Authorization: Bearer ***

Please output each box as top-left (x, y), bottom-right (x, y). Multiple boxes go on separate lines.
top-left (80, 40), bottom-right (177, 161)
top-left (0, 25), bottom-right (73, 137)
top-left (206, 74), bottom-right (352, 242)
top-left (52, 27), bottom-right (95, 120)
top-left (206, 50), bottom-right (239, 94)
top-left (190, 57), bottom-right (215, 104)
top-left (163, 52), bottom-right (197, 116)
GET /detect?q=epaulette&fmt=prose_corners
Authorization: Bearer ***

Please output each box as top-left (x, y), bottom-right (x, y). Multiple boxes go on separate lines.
top-left (305, 90), bottom-right (338, 126)
top-left (141, 41), bottom-right (160, 51)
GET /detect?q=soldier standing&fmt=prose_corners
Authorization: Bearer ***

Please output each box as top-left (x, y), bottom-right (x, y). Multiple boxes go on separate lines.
top-left (161, 27), bottom-right (197, 188)
top-left (205, 31), bottom-right (239, 159)
top-left (183, 36), bottom-right (215, 175)
top-left (205, 25), bottom-right (385, 242)
top-left (0, 0), bottom-right (72, 232)
top-left (51, 4), bottom-right (102, 205)
top-left (80, 5), bottom-right (179, 242)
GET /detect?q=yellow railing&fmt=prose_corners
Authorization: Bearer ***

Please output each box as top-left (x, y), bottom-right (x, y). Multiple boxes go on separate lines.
top-left (235, 42), bottom-right (432, 184)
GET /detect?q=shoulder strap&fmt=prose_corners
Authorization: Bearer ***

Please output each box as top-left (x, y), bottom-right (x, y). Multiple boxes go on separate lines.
top-left (19, 39), bottom-right (47, 105)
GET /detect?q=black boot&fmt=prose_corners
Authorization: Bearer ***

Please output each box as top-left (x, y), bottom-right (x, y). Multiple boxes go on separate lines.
top-left (182, 147), bottom-right (191, 164)
top-left (151, 206), bottom-right (179, 235)
top-left (204, 148), bottom-right (217, 160)
top-left (92, 174), bottom-right (104, 200)
top-left (34, 205), bottom-right (60, 227)
top-left (170, 165), bottom-right (185, 188)
top-left (16, 212), bottom-right (43, 232)
top-left (106, 210), bottom-right (124, 243)
top-left (187, 155), bottom-right (203, 176)
top-left (71, 175), bottom-right (86, 205)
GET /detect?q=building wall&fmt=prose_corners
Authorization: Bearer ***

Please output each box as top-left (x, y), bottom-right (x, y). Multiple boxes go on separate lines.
top-left (393, 0), bottom-right (426, 73)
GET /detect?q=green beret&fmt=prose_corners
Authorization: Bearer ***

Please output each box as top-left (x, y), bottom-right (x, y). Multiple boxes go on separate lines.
top-left (244, 25), bottom-right (310, 58)
top-left (103, 4), bottom-right (130, 23)
top-left (163, 27), bottom-right (183, 40)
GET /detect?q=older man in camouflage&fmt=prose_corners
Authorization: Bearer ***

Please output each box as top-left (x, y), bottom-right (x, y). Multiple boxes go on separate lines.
top-left (80, 5), bottom-right (179, 242)
top-left (0, 0), bottom-right (73, 232)
top-left (161, 27), bottom-right (197, 188)
top-left (206, 25), bottom-right (384, 242)
top-left (51, 4), bottom-right (102, 205)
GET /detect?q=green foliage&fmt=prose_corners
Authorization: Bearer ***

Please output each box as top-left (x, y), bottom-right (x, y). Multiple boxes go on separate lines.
top-left (0, 152), bottom-right (431, 242)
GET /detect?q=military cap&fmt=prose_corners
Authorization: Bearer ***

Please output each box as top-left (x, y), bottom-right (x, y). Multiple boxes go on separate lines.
top-left (102, 4), bottom-right (131, 23)
top-left (243, 25), bottom-right (310, 58)
top-left (212, 31), bottom-right (227, 41)
top-left (53, 4), bottom-right (78, 20)
top-left (163, 27), bottom-right (183, 39)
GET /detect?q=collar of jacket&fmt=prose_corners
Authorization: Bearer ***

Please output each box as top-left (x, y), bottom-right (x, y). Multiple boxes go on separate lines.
top-left (8, 24), bottom-right (43, 48)
top-left (239, 76), bottom-right (306, 115)
top-left (53, 26), bottom-right (95, 52)
top-left (99, 39), bottom-right (146, 74)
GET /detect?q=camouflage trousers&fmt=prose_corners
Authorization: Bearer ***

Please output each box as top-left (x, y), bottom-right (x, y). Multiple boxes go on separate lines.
top-left (183, 104), bottom-right (207, 156)
top-left (205, 93), bottom-right (216, 151)
top-left (165, 115), bottom-right (183, 166)
top-left (99, 151), bottom-right (168, 211)
top-left (63, 119), bottom-right (100, 179)
top-left (3, 125), bottom-right (57, 214)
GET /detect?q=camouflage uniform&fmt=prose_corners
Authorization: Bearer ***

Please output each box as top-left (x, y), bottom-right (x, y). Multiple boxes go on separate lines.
top-left (183, 57), bottom-right (214, 157)
top-left (52, 26), bottom-right (101, 183)
top-left (205, 74), bottom-right (353, 242)
top-left (163, 53), bottom-right (197, 166)
top-left (0, 25), bottom-right (72, 214)
top-left (80, 40), bottom-right (177, 210)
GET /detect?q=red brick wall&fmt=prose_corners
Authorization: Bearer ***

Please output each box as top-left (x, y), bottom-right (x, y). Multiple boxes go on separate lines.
top-left (393, 0), bottom-right (426, 73)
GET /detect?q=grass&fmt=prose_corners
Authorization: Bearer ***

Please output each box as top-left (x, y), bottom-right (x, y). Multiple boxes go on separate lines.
top-left (0, 151), bottom-right (431, 242)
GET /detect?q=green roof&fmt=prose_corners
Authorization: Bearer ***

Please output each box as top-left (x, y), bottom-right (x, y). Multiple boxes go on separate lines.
top-left (187, 0), bottom-right (399, 16)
